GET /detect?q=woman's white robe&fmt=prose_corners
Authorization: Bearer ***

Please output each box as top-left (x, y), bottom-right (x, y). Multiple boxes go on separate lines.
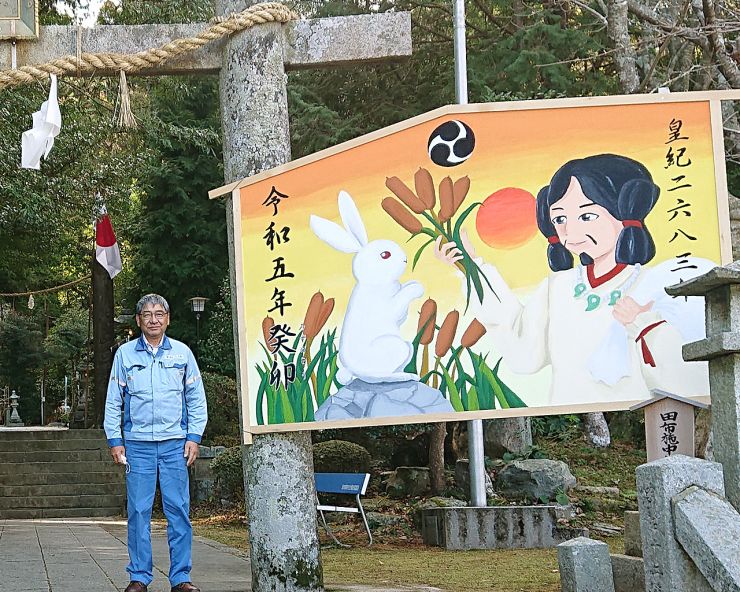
top-left (465, 258), bottom-right (713, 406)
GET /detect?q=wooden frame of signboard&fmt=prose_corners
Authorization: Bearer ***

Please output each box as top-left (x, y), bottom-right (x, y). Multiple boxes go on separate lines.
top-left (213, 91), bottom-right (738, 439)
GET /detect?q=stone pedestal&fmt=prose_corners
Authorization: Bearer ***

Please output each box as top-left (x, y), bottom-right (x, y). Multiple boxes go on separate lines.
top-left (610, 554), bottom-right (644, 592)
top-left (672, 485), bottom-right (740, 592)
top-left (558, 537), bottom-right (615, 592)
top-left (636, 455), bottom-right (724, 592)
top-left (623, 510), bottom-right (642, 557)
top-left (421, 505), bottom-right (585, 550)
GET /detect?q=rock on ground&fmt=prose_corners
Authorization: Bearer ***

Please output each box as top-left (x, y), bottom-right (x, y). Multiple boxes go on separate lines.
top-left (386, 466), bottom-right (431, 498)
top-left (483, 417), bottom-right (533, 458)
top-left (495, 459), bottom-right (577, 501)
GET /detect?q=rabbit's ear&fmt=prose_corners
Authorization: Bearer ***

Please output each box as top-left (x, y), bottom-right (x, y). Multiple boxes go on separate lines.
top-left (338, 191), bottom-right (368, 247)
top-left (310, 215), bottom-right (363, 253)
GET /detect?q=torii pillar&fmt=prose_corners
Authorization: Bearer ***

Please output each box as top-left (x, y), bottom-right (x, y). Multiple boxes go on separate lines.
top-left (216, 4), bottom-right (411, 590)
top-left (3, 4), bottom-right (410, 589)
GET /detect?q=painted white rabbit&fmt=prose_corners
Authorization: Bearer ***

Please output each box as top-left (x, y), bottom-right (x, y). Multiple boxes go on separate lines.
top-left (310, 191), bottom-right (424, 384)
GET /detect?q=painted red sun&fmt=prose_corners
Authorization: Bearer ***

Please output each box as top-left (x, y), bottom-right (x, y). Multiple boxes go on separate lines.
top-left (476, 187), bottom-right (538, 249)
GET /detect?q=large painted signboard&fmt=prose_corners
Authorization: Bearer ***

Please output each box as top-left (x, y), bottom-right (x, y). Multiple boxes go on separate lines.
top-left (210, 92), bottom-right (736, 436)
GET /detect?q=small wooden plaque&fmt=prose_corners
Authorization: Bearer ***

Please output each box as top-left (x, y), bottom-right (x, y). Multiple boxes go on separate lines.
top-left (631, 390), bottom-right (709, 462)
top-left (644, 399), bottom-right (695, 462)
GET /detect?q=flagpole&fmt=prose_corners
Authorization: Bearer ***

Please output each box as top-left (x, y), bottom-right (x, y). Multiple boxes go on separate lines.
top-left (91, 206), bottom-right (117, 428)
top-left (453, 0), bottom-right (487, 508)
top-left (453, 0), bottom-right (468, 106)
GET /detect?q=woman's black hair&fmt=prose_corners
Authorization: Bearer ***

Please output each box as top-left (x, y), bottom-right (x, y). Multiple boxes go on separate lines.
top-left (536, 154), bottom-right (660, 272)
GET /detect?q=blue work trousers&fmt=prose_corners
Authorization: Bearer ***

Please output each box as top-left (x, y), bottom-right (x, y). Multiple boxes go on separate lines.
top-left (125, 439), bottom-right (192, 586)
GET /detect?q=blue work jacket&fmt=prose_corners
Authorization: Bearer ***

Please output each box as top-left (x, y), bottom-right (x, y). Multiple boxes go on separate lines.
top-left (104, 334), bottom-right (207, 447)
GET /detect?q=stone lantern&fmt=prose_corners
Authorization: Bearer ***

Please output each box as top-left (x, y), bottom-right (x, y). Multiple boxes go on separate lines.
top-left (8, 390), bottom-right (25, 427)
top-left (666, 261), bottom-right (740, 513)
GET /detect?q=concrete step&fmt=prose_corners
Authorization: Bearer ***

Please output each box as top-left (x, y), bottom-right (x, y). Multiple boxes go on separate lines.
top-left (0, 493), bottom-right (126, 510)
top-left (0, 482), bottom-right (125, 498)
top-left (0, 449), bottom-right (108, 464)
top-left (0, 437), bottom-right (108, 452)
top-left (0, 429), bottom-right (106, 441)
top-left (0, 460), bottom-right (115, 475)
top-left (1, 470), bottom-right (125, 486)
top-left (0, 506), bottom-right (125, 519)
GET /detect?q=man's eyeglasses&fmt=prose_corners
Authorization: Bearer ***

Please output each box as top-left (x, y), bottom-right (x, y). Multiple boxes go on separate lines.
top-left (139, 311), bottom-right (168, 321)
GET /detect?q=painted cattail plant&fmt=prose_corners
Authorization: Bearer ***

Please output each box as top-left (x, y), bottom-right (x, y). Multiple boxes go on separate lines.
top-left (302, 291), bottom-right (335, 397)
top-left (383, 167), bottom-right (494, 308)
top-left (255, 291), bottom-right (338, 425)
top-left (408, 298), bottom-right (527, 412)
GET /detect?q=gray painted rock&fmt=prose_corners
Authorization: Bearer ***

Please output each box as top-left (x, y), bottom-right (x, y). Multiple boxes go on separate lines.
top-left (314, 379), bottom-right (453, 420)
top-left (495, 459), bottom-right (577, 501)
top-left (386, 466), bottom-right (431, 498)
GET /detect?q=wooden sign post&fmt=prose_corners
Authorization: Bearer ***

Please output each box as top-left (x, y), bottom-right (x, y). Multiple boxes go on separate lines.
top-left (630, 389), bottom-right (709, 462)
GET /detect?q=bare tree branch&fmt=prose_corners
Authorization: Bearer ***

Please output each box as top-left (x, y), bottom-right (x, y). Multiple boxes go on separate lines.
top-left (571, 0), bottom-right (609, 26)
top-left (636, 0), bottom-right (692, 92)
top-left (627, 0), bottom-right (708, 47)
top-left (702, 0), bottom-right (740, 86)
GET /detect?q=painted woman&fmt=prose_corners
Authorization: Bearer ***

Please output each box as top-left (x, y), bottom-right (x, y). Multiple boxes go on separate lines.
top-left (435, 154), bottom-right (713, 406)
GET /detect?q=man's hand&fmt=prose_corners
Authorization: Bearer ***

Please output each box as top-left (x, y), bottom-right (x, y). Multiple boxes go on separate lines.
top-left (184, 441), bottom-right (199, 467)
top-left (110, 445), bottom-right (126, 465)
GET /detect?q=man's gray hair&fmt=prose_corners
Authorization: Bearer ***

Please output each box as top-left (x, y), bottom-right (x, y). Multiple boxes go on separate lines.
top-left (135, 294), bottom-right (170, 314)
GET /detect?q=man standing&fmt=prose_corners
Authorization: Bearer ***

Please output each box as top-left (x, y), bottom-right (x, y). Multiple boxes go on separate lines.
top-left (104, 294), bottom-right (207, 592)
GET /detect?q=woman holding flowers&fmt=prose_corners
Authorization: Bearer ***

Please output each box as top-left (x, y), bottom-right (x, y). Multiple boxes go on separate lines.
top-left (434, 154), bottom-right (712, 407)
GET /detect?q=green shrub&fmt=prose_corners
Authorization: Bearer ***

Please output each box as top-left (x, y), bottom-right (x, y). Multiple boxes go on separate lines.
top-left (210, 446), bottom-right (244, 501)
top-left (532, 414), bottom-right (581, 440)
top-left (313, 439), bottom-right (371, 473)
top-left (202, 372), bottom-right (239, 446)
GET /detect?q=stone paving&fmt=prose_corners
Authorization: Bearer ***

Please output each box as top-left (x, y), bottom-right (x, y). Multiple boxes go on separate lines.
top-left (0, 518), bottom-right (250, 592)
top-left (0, 518), bottom-right (442, 592)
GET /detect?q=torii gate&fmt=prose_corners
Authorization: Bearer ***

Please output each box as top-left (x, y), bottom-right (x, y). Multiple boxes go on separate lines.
top-left (1, 2), bottom-right (411, 589)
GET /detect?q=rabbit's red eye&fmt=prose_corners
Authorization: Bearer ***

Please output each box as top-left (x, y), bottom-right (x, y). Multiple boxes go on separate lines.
top-left (380, 251), bottom-right (391, 259)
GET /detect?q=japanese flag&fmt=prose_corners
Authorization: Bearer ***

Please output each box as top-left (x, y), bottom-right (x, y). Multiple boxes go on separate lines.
top-left (95, 213), bottom-right (122, 279)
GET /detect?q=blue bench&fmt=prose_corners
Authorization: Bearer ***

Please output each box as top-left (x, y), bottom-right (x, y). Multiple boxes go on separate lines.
top-left (315, 472), bottom-right (372, 547)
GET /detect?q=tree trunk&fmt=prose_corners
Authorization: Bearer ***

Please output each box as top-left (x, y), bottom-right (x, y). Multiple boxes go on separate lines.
top-left (607, 0), bottom-right (640, 92)
top-left (429, 422), bottom-right (447, 494)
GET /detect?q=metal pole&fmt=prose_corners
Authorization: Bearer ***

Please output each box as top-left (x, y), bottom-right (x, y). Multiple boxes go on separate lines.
top-left (453, 0), bottom-right (487, 507)
top-left (453, 0), bottom-right (468, 106)
top-left (195, 312), bottom-right (201, 359)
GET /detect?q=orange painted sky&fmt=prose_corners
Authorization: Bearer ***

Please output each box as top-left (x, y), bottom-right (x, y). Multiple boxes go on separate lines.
top-left (238, 100), bottom-right (725, 425)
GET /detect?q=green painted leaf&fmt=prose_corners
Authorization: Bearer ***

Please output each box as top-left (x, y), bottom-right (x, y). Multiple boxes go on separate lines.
top-left (441, 366), bottom-right (464, 412)
top-left (256, 372), bottom-right (268, 425)
top-left (278, 384), bottom-right (294, 423)
top-left (467, 385), bottom-right (480, 411)
top-left (413, 238), bottom-right (435, 270)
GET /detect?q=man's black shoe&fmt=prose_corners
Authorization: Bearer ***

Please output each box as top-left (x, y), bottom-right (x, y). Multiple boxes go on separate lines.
top-left (171, 583), bottom-right (201, 592)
